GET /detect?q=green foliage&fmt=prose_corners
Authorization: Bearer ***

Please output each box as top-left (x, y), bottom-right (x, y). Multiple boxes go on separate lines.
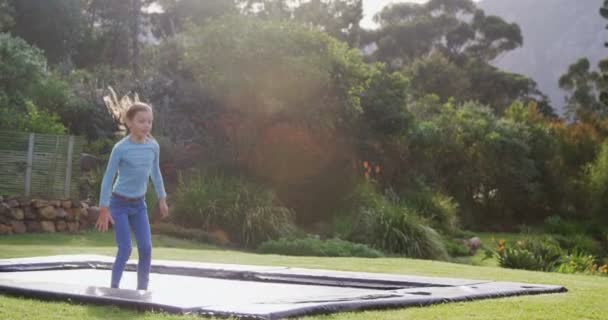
top-left (401, 183), bottom-right (460, 235)
top-left (601, 0), bottom-right (608, 107)
top-left (176, 15), bottom-right (369, 130)
top-left (405, 52), bottom-right (471, 103)
top-left (556, 250), bottom-right (596, 274)
top-left (83, 137), bottom-right (120, 159)
top-left (543, 215), bottom-right (585, 236)
top-left (154, 0), bottom-right (236, 37)
top-left (368, 1), bottom-right (546, 114)
top-left (444, 238), bottom-right (471, 257)
top-left (9, 0), bottom-right (83, 64)
top-left (172, 170), bottom-right (296, 248)
top-left (257, 236), bottom-right (384, 258)
top-left (0, 33), bottom-right (84, 135)
top-left (409, 100), bottom-right (543, 228)
top-left (489, 236), bottom-right (563, 271)
top-left (0, 0), bottom-right (13, 32)
top-left (553, 234), bottom-right (601, 257)
top-left (79, 166), bottom-right (104, 204)
top-left (62, 67), bottom-right (128, 139)
top-left (335, 179), bottom-right (448, 260)
top-left (360, 64), bottom-right (412, 137)
top-left (0, 33), bottom-right (46, 102)
top-left (559, 58), bottom-right (607, 120)
top-left (0, 100), bottom-right (66, 134)
top-left (588, 140), bottom-right (608, 221)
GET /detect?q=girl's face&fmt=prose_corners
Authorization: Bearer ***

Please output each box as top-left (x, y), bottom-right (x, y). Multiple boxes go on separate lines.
top-left (127, 110), bottom-right (153, 140)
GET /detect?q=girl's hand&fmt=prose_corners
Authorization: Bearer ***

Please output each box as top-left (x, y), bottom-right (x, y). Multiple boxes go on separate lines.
top-left (96, 207), bottom-right (114, 232)
top-left (159, 198), bottom-right (169, 219)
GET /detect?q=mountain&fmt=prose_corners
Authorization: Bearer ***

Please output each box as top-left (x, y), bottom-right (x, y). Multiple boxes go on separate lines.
top-left (478, 0), bottom-right (606, 115)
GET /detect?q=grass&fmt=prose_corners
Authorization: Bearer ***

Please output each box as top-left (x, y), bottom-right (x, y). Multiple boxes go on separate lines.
top-left (1, 231), bottom-right (607, 320)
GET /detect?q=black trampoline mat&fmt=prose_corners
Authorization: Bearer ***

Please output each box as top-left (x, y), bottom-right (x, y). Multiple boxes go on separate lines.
top-left (0, 255), bottom-right (567, 319)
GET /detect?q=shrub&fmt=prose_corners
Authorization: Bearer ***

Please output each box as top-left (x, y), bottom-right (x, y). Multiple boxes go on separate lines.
top-left (335, 180), bottom-right (448, 260)
top-left (79, 166), bottom-right (104, 203)
top-left (543, 215), bottom-right (585, 235)
top-left (444, 238), bottom-right (471, 257)
top-left (489, 236), bottom-right (563, 271)
top-left (553, 233), bottom-right (601, 256)
top-left (0, 100), bottom-right (66, 134)
top-left (172, 170), bottom-right (296, 248)
top-left (402, 187), bottom-right (459, 235)
top-left (556, 250), bottom-right (596, 274)
top-left (257, 237), bottom-right (383, 258)
top-left (0, 33), bottom-right (46, 100)
top-left (588, 140), bottom-right (608, 223)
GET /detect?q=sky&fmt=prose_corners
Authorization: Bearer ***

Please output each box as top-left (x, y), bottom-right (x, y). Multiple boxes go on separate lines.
top-left (361, 0), bottom-right (425, 29)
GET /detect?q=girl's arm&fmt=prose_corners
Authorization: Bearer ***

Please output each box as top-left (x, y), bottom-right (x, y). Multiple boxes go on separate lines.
top-left (97, 145), bottom-right (120, 232)
top-left (151, 142), bottom-right (169, 218)
top-left (99, 145), bottom-right (121, 208)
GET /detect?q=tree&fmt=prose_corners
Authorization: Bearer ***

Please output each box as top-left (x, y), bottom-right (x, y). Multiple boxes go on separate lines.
top-left (366, 0), bottom-right (548, 115)
top-left (151, 0), bottom-right (237, 37)
top-left (156, 15), bottom-right (374, 224)
top-left (240, 0), bottom-right (363, 47)
top-left (293, 0), bottom-right (363, 46)
top-left (76, 0), bottom-right (154, 71)
top-left (369, 0), bottom-right (521, 65)
top-left (9, 0), bottom-right (84, 65)
top-left (0, 34), bottom-right (67, 133)
top-left (0, 0), bottom-right (13, 32)
top-left (587, 139), bottom-right (608, 223)
top-left (360, 64), bottom-right (411, 137)
top-left (406, 100), bottom-right (543, 228)
top-left (559, 58), bottom-right (608, 120)
top-left (0, 33), bottom-right (46, 104)
top-left (599, 0), bottom-right (608, 107)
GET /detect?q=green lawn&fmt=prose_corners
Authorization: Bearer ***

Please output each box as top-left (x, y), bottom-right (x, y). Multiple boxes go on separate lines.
top-left (1, 232), bottom-right (606, 320)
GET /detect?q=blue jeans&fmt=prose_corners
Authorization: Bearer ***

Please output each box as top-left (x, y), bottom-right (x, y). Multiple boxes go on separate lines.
top-left (109, 194), bottom-right (152, 290)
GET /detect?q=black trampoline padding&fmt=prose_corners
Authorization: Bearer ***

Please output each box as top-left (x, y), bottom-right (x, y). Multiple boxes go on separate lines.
top-left (0, 255), bottom-right (567, 319)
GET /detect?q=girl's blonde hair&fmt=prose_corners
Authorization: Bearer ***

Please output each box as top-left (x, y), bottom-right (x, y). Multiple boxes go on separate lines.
top-left (125, 102), bottom-right (153, 121)
top-left (125, 102), bottom-right (155, 139)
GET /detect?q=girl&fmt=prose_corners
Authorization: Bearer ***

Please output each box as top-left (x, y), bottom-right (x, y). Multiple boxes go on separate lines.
top-left (95, 102), bottom-right (169, 291)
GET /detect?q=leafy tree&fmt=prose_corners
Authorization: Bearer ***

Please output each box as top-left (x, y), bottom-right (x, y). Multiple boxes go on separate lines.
top-left (366, 0), bottom-right (549, 115)
top-left (360, 64), bottom-right (411, 137)
top-left (369, 0), bottom-right (521, 65)
top-left (0, 33), bottom-right (97, 136)
top-left (0, 0), bottom-right (13, 32)
top-left (292, 0), bottom-right (363, 46)
top-left (587, 139), bottom-right (608, 223)
top-left (404, 52), bottom-right (471, 103)
top-left (559, 58), bottom-right (608, 120)
top-left (0, 100), bottom-right (66, 134)
top-left (407, 100), bottom-right (543, 228)
top-left (240, 0), bottom-right (363, 47)
top-left (76, 0), bottom-right (154, 72)
top-left (157, 15), bottom-right (373, 224)
top-left (600, 0), bottom-right (608, 107)
top-left (178, 15), bottom-right (368, 131)
top-left (9, 0), bottom-right (83, 65)
top-left (152, 0), bottom-right (237, 37)
top-left (0, 33), bottom-right (46, 106)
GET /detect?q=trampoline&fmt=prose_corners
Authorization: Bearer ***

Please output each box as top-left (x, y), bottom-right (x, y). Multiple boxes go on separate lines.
top-left (0, 255), bottom-right (566, 319)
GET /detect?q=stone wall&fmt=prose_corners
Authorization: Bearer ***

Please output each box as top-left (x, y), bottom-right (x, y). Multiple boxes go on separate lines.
top-left (0, 196), bottom-right (100, 235)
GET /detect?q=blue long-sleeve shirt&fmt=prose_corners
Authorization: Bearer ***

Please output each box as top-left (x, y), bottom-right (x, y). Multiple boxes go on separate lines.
top-left (98, 135), bottom-right (166, 207)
